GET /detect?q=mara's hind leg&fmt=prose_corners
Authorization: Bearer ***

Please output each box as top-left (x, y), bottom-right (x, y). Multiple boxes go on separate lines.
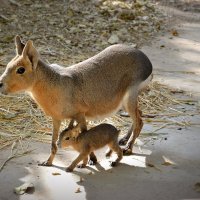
top-left (119, 109), bottom-right (142, 146)
top-left (108, 141), bottom-right (123, 167)
top-left (123, 88), bottom-right (143, 155)
top-left (119, 125), bottom-right (133, 145)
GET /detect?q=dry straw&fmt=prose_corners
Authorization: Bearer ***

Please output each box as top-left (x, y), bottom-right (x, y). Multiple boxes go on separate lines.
top-left (0, 81), bottom-right (198, 149)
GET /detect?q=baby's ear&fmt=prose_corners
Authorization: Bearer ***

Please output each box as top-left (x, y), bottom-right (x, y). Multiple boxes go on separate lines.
top-left (71, 125), bottom-right (81, 138)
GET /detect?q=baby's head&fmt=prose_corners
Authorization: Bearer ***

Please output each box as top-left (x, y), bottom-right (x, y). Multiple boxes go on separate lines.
top-left (57, 126), bottom-right (80, 149)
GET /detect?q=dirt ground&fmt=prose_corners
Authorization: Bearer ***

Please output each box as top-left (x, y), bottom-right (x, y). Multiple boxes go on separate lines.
top-left (0, 0), bottom-right (165, 66)
top-left (0, 1), bottom-right (200, 200)
top-left (155, 0), bottom-right (200, 13)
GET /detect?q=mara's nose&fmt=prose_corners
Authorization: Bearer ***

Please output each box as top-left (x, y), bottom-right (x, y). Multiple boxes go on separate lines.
top-left (0, 82), bottom-right (3, 88)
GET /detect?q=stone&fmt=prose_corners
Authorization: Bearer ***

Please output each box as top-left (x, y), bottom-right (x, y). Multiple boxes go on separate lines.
top-left (108, 34), bottom-right (119, 44)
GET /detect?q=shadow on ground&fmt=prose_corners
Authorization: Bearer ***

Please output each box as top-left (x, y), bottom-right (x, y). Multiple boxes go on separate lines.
top-left (1, 125), bottom-right (200, 200)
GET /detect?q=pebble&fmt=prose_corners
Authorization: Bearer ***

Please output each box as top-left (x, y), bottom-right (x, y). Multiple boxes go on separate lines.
top-left (108, 34), bottom-right (119, 44)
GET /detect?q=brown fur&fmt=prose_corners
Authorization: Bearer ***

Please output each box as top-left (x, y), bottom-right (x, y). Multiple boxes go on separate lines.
top-left (57, 123), bottom-right (123, 172)
top-left (0, 36), bottom-right (152, 165)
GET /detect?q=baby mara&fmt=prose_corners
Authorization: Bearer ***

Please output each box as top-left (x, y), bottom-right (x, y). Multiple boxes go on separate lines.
top-left (57, 123), bottom-right (123, 172)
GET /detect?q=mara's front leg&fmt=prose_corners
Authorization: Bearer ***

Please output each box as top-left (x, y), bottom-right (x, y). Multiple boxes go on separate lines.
top-left (39, 119), bottom-right (61, 166)
top-left (75, 114), bottom-right (98, 165)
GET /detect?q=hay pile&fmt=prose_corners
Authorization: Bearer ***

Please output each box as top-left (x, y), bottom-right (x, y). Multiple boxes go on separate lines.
top-left (0, 94), bottom-right (52, 149)
top-left (0, 81), bottom-right (197, 149)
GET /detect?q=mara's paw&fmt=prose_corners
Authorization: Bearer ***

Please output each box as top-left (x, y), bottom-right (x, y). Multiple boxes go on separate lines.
top-left (122, 147), bottom-right (133, 155)
top-left (38, 160), bottom-right (52, 167)
top-left (110, 161), bottom-right (118, 167)
top-left (77, 164), bottom-right (86, 168)
top-left (66, 167), bottom-right (73, 172)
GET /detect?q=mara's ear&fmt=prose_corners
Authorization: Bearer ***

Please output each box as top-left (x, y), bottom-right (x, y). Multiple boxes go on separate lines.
top-left (22, 40), bottom-right (39, 69)
top-left (68, 119), bottom-right (75, 130)
top-left (15, 35), bottom-right (25, 55)
top-left (71, 125), bottom-right (81, 138)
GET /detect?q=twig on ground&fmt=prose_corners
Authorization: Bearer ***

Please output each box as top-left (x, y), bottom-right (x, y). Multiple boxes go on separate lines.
top-left (0, 140), bottom-right (33, 172)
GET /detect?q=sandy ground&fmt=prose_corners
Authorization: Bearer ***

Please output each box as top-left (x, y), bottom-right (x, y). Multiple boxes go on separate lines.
top-left (142, 7), bottom-right (200, 98)
top-left (0, 6), bottom-right (200, 200)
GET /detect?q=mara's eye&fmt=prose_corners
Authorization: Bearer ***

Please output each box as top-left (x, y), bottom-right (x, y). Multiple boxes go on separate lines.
top-left (65, 137), bottom-right (70, 140)
top-left (16, 67), bottom-right (25, 74)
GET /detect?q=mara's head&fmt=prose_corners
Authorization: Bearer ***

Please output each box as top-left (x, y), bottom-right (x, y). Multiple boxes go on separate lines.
top-left (57, 126), bottom-right (80, 149)
top-left (0, 35), bottom-right (39, 95)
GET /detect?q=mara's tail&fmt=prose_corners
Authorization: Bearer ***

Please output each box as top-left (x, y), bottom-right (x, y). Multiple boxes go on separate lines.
top-left (138, 73), bottom-right (153, 91)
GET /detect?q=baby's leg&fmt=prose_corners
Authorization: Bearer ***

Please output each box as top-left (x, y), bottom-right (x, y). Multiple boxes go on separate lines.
top-left (109, 141), bottom-right (123, 167)
top-left (105, 148), bottom-right (113, 158)
top-left (88, 152), bottom-right (97, 165)
top-left (66, 152), bottom-right (88, 172)
top-left (77, 156), bottom-right (88, 168)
